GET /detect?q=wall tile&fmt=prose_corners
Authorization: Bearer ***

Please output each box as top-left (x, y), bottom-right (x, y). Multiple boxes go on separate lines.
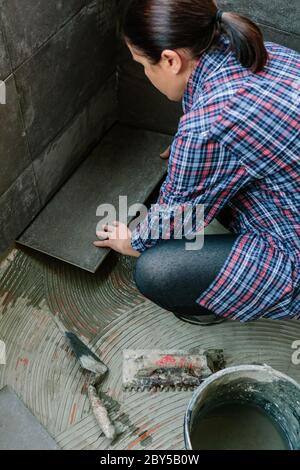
top-left (0, 75), bottom-right (31, 196)
top-left (219, 0), bottom-right (300, 36)
top-left (34, 74), bottom-right (117, 205)
top-left (0, 0), bottom-right (87, 69)
top-left (260, 25), bottom-right (300, 53)
top-left (14, 1), bottom-right (117, 160)
top-left (118, 43), bottom-right (182, 135)
top-left (0, 165), bottom-right (40, 253)
top-left (0, 28), bottom-right (11, 80)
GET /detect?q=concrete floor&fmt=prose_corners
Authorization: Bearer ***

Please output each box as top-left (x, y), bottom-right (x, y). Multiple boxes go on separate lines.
top-left (0, 219), bottom-right (300, 450)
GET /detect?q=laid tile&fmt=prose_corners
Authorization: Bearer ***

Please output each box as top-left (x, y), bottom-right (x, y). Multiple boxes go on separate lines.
top-left (18, 124), bottom-right (171, 272)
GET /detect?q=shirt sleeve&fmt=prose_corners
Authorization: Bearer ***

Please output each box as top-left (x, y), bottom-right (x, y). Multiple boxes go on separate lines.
top-left (130, 130), bottom-right (254, 253)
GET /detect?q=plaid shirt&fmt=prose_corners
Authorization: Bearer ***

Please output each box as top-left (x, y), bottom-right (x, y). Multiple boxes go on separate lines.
top-left (131, 33), bottom-right (300, 321)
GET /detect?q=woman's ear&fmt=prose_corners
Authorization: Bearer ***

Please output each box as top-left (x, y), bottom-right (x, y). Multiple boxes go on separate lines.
top-left (160, 49), bottom-right (183, 75)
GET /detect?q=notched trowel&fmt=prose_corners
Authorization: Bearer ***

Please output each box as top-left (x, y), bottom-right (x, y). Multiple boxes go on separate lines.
top-left (123, 349), bottom-right (226, 391)
top-left (66, 332), bottom-right (116, 440)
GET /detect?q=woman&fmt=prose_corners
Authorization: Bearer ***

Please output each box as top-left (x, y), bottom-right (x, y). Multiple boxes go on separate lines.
top-left (94, 0), bottom-right (300, 325)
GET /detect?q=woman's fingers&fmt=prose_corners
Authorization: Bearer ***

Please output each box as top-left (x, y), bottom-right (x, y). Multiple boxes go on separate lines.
top-left (101, 221), bottom-right (119, 230)
top-left (93, 221), bottom-right (136, 256)
top-left (96, 222), bottom-right (119, 241)
top-left (96, 231), bottom-right (109, 239)
top-left (160, 145), bottom-right (171, 159)
top-left (93, 240), bottom-right (111, 248)
top-left (96, 223), bottom-right (115, 236)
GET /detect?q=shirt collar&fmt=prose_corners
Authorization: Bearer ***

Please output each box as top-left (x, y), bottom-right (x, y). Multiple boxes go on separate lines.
top-left (182, 33), bottom-right (231, 113)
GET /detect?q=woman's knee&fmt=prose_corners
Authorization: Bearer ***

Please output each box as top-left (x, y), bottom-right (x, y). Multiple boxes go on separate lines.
top-left (133, 245), bottom-right (171, 302)
top-left (134, 250), bottom-right (157, 298)
top-left (133, 239), bottom-right (192, 299)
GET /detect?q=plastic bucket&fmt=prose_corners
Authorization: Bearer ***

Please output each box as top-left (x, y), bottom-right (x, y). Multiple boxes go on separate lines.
top-left (184, 365), bottom-right (300, 450)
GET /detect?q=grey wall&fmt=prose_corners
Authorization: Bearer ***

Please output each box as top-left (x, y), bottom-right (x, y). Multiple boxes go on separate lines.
top-left (117, 0), bottom-right (300, 134)
top-left (117, 38), bottom-right (182, 136)
top-left (0, 0), bottom-right (118, 253)
top-left (117, 0), bottom-right (182, 136)
top-left (219, 0), bottom-right (300, 52)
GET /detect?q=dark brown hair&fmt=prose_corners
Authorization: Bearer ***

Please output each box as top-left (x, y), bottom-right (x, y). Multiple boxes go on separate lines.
top-left (122, 0), bottom-right (268, 73)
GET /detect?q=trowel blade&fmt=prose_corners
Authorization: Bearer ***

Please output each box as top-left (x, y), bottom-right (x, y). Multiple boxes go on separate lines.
top-left (66, 332), bottom-right (108, 376)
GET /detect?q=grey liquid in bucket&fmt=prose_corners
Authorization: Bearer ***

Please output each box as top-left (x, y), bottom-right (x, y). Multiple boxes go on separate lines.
top-left (184, 365), bottom-right (300, 450)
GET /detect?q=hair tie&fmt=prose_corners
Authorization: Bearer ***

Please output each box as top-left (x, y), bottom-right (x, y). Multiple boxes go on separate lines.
top-left (215, 9), bottom-right (223, 24)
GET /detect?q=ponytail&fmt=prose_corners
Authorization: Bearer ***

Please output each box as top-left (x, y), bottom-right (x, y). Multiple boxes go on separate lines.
top-left (220, 11), bottom-right (268, 72)
top-left (122, 0), bottom-right (268, 73)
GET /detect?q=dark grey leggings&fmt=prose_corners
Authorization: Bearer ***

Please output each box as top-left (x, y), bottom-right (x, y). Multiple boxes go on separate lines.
top-left (133, 234), bottom-right (239, 316)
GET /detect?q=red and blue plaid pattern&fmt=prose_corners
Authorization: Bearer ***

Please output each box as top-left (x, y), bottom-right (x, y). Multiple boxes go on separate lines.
top-left (131, 33), bottom-right (300, 321)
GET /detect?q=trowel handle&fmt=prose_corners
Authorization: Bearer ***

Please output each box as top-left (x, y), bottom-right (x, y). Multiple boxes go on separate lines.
top-left (87, 385), bottom-right (116, 440)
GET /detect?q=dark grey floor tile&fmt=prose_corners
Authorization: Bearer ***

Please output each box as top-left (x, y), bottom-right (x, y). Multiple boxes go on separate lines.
top-left (14, 3), bottom-right (117, 160)
top-left (0, 165), bottom-right (40, 253)
top-left (18, 124), bottom-right (171, 272)
top-left (0, 75), bottom-right (31, 196)
top-left (0, 0), bottom-right (86, 69)
top-left (33, 75), bottom-right (117, 205)
top-left (219, 0), bottom-right (300, 36)
top-left (0, 386), bottom-right (59, 450)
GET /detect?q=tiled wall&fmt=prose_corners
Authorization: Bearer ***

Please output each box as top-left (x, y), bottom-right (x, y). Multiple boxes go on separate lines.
top-left (219, 0), bottom-right (300, 52)
top-left (117, 0), bottom-right (300, 134)
top-left (117, 0), bottom-right (182, 136)
top-left (0, 0), bottom-right (118, 253)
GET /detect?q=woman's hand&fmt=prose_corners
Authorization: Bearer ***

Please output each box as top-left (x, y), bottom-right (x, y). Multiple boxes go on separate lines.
top-left (94, 221), bottom-right (141, 258)
top-left (160, 145), bottom-right (171, 159)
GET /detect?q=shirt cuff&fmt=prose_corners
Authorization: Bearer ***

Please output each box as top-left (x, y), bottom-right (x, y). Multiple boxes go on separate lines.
top-left (130, 225), bottom-right (148, 253)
